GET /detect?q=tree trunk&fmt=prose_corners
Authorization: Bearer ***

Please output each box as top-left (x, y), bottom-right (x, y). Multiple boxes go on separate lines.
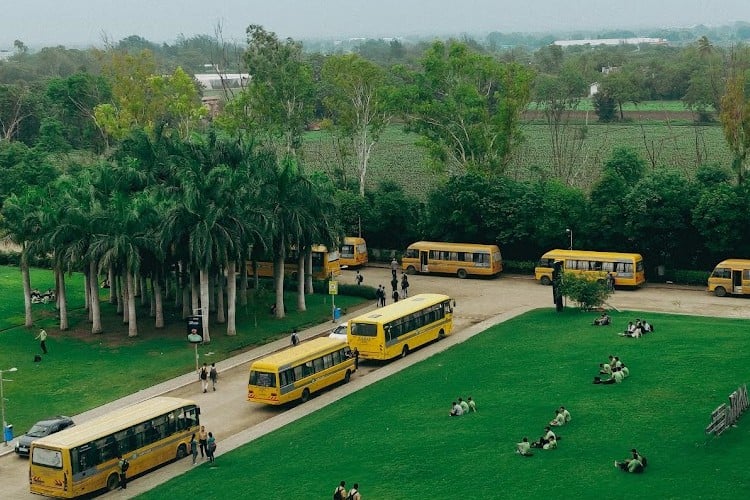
top-left (89, 259), bottom-right (103, 334)
top-left (122, 271), bottom-right (129, 323)
top-left (150, 277), bottom-right (156, 317)
top-left (83, 269), bottom-right (91, 318)
top-left (216, 270), bottom-right (226, 324)
top-left (115, 273), bottom-right (123, 313)
top-left (140, 274), bottom-right (148, 306)
top-left (191, 271), bottom-right (200, 314)
top-left (208, 274), bottom-right (216, 313)
top-left (305, 248), bottom-right (314, 295)
top-left (57, 267), bottom-right (68, 331)
top-left (154, 276), bottom-right (164, 328)
top-left (108, 266), bottom-right (116, 304)
top-left (226, 261), bottom-right (237, 336)
top-left (274, 252), bottom-right (285, 319)
top-left (297, 249), bottom-right (306, 312)
top-left (21, 248), bottom-right (32, 327)
top-left (126, 270), bottom-right (138, 337)
top-left (199, 268), bottom-right (211, 342)
top-left (239, 258), bottom-right (248, 306)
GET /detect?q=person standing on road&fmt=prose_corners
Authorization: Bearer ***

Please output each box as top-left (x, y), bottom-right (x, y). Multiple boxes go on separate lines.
top-left (209, 363), bottom-right (218, 391)
top-left (401, 274), bottom-right (409, 298)
top-left (190, 433), bottom-right (199, 464)
top-left (35, 328), bottom-right (48, 354)
top-left (291, 328), bottom-right (299, 346)
top-left (392, 289), bottom-right (399, 303)
top-left (206, 431), bottom-right (216, 463)
top-left (117, 454), bottom-right (128, 489)
top-left (355, 270), bottom-right (363, 285)
top-left (199, 363), bottom-right (209, 393)
top-left (391, 257), bottom-right (399, 277)
top-left (391, 274), bottom-right (398, 293)
top-left (198, 425), bottom-right (208, 459)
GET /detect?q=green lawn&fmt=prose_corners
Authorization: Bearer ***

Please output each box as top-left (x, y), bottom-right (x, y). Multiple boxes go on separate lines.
top-left (139, 308), bottom-right (750, 499)
top-left (0, 265), bottom-right (366, 433)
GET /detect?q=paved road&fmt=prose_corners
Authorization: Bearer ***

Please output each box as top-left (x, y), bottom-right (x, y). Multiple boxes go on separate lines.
top-left (2, 269), bottom-right (747, 498)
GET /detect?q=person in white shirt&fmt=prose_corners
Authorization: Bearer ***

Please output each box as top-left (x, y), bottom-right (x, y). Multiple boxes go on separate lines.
top-left (449, 401), bottom-right (463, 416)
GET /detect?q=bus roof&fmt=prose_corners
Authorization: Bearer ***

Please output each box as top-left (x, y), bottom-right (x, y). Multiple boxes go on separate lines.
top-left (350, 293), bottom-right (452, 325)
top-left (541, 249), bottom-right (643, 260)
top-left (250, 337), bottom-right (348, 371)
top-left (343, 236), bottom-right (366, 244)
top-left (406, 241), bottom-right (499, 252)
top-left (714, 259), bottom-right (750, 268)
top-left (31, 397), bottom-right (196, 449)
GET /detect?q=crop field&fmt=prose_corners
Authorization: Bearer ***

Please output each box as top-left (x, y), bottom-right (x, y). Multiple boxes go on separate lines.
top-left (303, 118), bottom-right (732, 198)
top-left (140, 308), bottom-right (750, 499)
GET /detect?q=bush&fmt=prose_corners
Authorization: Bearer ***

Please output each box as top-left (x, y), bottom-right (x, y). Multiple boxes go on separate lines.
top-left (503, 260), bottom-right (536, 275)
top-left (559, 272), bottom-right (611, 310)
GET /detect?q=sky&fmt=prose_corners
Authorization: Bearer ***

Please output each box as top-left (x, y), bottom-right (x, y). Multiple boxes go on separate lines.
top-left (2, 0), bottom-right (750, 48)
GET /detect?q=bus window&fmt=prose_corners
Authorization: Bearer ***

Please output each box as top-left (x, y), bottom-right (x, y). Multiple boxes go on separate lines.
top-left (712, 267), bottom-right (731, 278)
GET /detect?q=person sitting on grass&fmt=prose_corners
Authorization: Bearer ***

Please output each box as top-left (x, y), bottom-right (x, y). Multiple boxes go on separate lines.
top-left (467, 396), bottom-right (477, 413)
top-left (621, 364), bottom-right (630, 378)
top-left (516, 437), bottom-right (533, 456)
top-left (559, 406), bottom-right (571, 423)
top-left (458, 397), bottom-right (470, 414)
top-left (593, 313), bottom-right (611, 326)
top-left (531, 427), bottom-right (556, 448)
top-left (615, 449), bottom-right (647, 473)
top-left (449, 401), bottom-right (463, 417)
top-left (543, 435), bottom-right (558, 450)
top-left (642, 320), bottom-right (654, 333)
top-left (550, 409), bottom-right (566, 426)
top-left (599, 362), bottom-right (612, 375)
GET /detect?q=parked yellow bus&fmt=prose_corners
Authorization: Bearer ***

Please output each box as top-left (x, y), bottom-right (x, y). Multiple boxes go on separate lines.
top-left (339, 236), bottom-right (368, 268)
top-left (535, 249), bottom-right (646, 287)
top-left (401, 241), bottom-right (502, 278)
top-left (348, 293), bottom-right (454, 360)
top-left (707, 259), bottom-right (750, 297)
top-left (248, 244), bottom-right (341, 280)
top-left (248, 337), bottom-right (356, 405)
top-left (29, 397), bottom-right (200, 498)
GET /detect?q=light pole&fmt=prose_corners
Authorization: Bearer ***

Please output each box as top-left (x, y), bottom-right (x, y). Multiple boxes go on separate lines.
top-left (1, 366), bottom-right (18, 446)
top-left (566, 228), bottom-right (573, 250)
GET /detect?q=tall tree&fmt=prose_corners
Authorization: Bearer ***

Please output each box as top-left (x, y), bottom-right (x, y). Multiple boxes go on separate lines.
top-left (719, 71), bottom-right (750, 184)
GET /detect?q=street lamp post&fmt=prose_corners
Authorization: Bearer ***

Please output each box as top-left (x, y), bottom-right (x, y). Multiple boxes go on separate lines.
top-left (566, 228), bottom-right (573, 250)
top-left (1, 366), bottom-right (18, 446)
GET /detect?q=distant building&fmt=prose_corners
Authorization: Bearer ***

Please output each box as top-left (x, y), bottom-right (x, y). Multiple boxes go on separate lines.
top-left (0, 49), bottom-right (13, 61)
top-left (552, 37), bottom-right (668, 47)
top-left (193, 73), bottom-right (250, 91)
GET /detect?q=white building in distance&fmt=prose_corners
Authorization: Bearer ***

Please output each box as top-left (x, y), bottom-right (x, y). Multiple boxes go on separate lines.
top-left (553, 37), bottom-right (668, 47)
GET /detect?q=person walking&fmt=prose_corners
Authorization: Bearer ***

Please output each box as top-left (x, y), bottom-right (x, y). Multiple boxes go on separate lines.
top-left (206, 431), bottom-right (216, 463)
top-left (209, 363), bottom-right (218, 391)
top-left (348, 483), bottom-right (361, 500)
top-left (290, 328), bottom-right (299, 346)
top-left (35, 328), bottom-right (48, 354)
top-left (117, 454), bottom-right (129, 489)
top-left (392, 289), bottom-right (399, 303)
top-left (199, 363), bottom-right (209, 393)
top-left (333, 480), bottom-right (347, 500)
top-left (401, 274), bottom-right (409, 298)
top-left (190, 433), bottom-right (199, 465)
top-left (390, 275), bottom-right (398, 293)
top-left (355, 270), bottom-right (363, 285)
top-left (391, 257), bottom-right (399, 277)
top-left (198, 425), bottom-right (208, 459)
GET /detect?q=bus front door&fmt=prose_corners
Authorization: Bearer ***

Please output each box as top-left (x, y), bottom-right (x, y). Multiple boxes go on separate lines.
top-left (420, 251), bottom-right (429, 273)
top-left (735, 269), bottom-right (746, 295)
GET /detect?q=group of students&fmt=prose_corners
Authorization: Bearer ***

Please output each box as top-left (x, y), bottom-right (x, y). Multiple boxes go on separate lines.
top-left (618, 318), bottom-right (654, 338)
top-left (516, 406), bottom-right (571, 456)
top-left (448, 396), bottom-right (477, 416)
top-left (333, 480), bottom-right (361, 500)
top-left (593, 355), bottom-right (630, 384)
top-left (615, 448), bottom-right (648, 473)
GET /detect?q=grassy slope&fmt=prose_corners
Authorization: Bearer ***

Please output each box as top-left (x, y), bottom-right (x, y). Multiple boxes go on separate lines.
top-left (139, 308), bottom-right (750, 499)
top-left (0, 265), bottom-right (365, 433)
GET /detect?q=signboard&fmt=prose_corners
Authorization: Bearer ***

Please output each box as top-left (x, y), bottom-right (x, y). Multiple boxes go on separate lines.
top-left (186, 315), bottom-right (203, 343)
top-left (328, 280), bottom-right (338, 295)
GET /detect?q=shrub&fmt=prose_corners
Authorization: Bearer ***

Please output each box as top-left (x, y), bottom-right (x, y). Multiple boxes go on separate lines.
top-left (559, 272), bottom-right (611, 310)
top-left (503, 260), bottom-right (536, 275)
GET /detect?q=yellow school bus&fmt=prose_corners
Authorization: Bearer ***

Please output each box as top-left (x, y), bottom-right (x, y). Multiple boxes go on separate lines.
top-left (339, 236), bottom-right (368, 268)
top-left (707, 259), bottom-right (750, 297)
top-left (29, 397), bottom-right (200, 498)
top-left (401, 241), bottom-right (502, 278)
top-left (248, 337), bottom-right (356, 405)
top-left (248, 244), bottom-right (341, 280)
top-left (534, 249), bottom-right (645, 287)
top-left (348, 293), bottom-right (454, 360)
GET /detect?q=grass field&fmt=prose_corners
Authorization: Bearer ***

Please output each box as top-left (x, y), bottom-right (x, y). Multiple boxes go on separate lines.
top-left (139, 308), bottom-right (750, 499)
top-left (302, 118), bottom-right (732, 198)
top-left (0, 265), bottom-right (366, 433)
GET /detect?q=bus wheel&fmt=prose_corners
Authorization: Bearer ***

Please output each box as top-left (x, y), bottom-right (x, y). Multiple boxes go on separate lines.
top-left (301, 388), bottom-right (311, 403)
top-left (344, 370), bottom-right (351, 383)
top-left (406, 265), bottom-right (417, 275)
top-left (457, 269), bottom-right (468, 279)
top-left (401, 345), bottom-right (409, 358)
top-left (438, 329), bottom-right (446, 339)
top-left (176, 443), bottom-right (187, 459)
top-left (714, 286), bottom-right (727, 297)
top-left (540, 276), bottom-right (552, 286)
top-left (106, 473), bottom-right (120, 491)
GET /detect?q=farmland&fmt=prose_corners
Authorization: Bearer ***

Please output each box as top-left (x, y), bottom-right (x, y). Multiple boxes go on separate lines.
top-left (303, 117), bottom-right (733, 198)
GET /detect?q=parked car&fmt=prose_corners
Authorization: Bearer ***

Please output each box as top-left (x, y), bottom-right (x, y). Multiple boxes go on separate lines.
top-left (329, 322), bottom-right (348, 342)
top-left (14, 416), bottom-right (75, 457)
